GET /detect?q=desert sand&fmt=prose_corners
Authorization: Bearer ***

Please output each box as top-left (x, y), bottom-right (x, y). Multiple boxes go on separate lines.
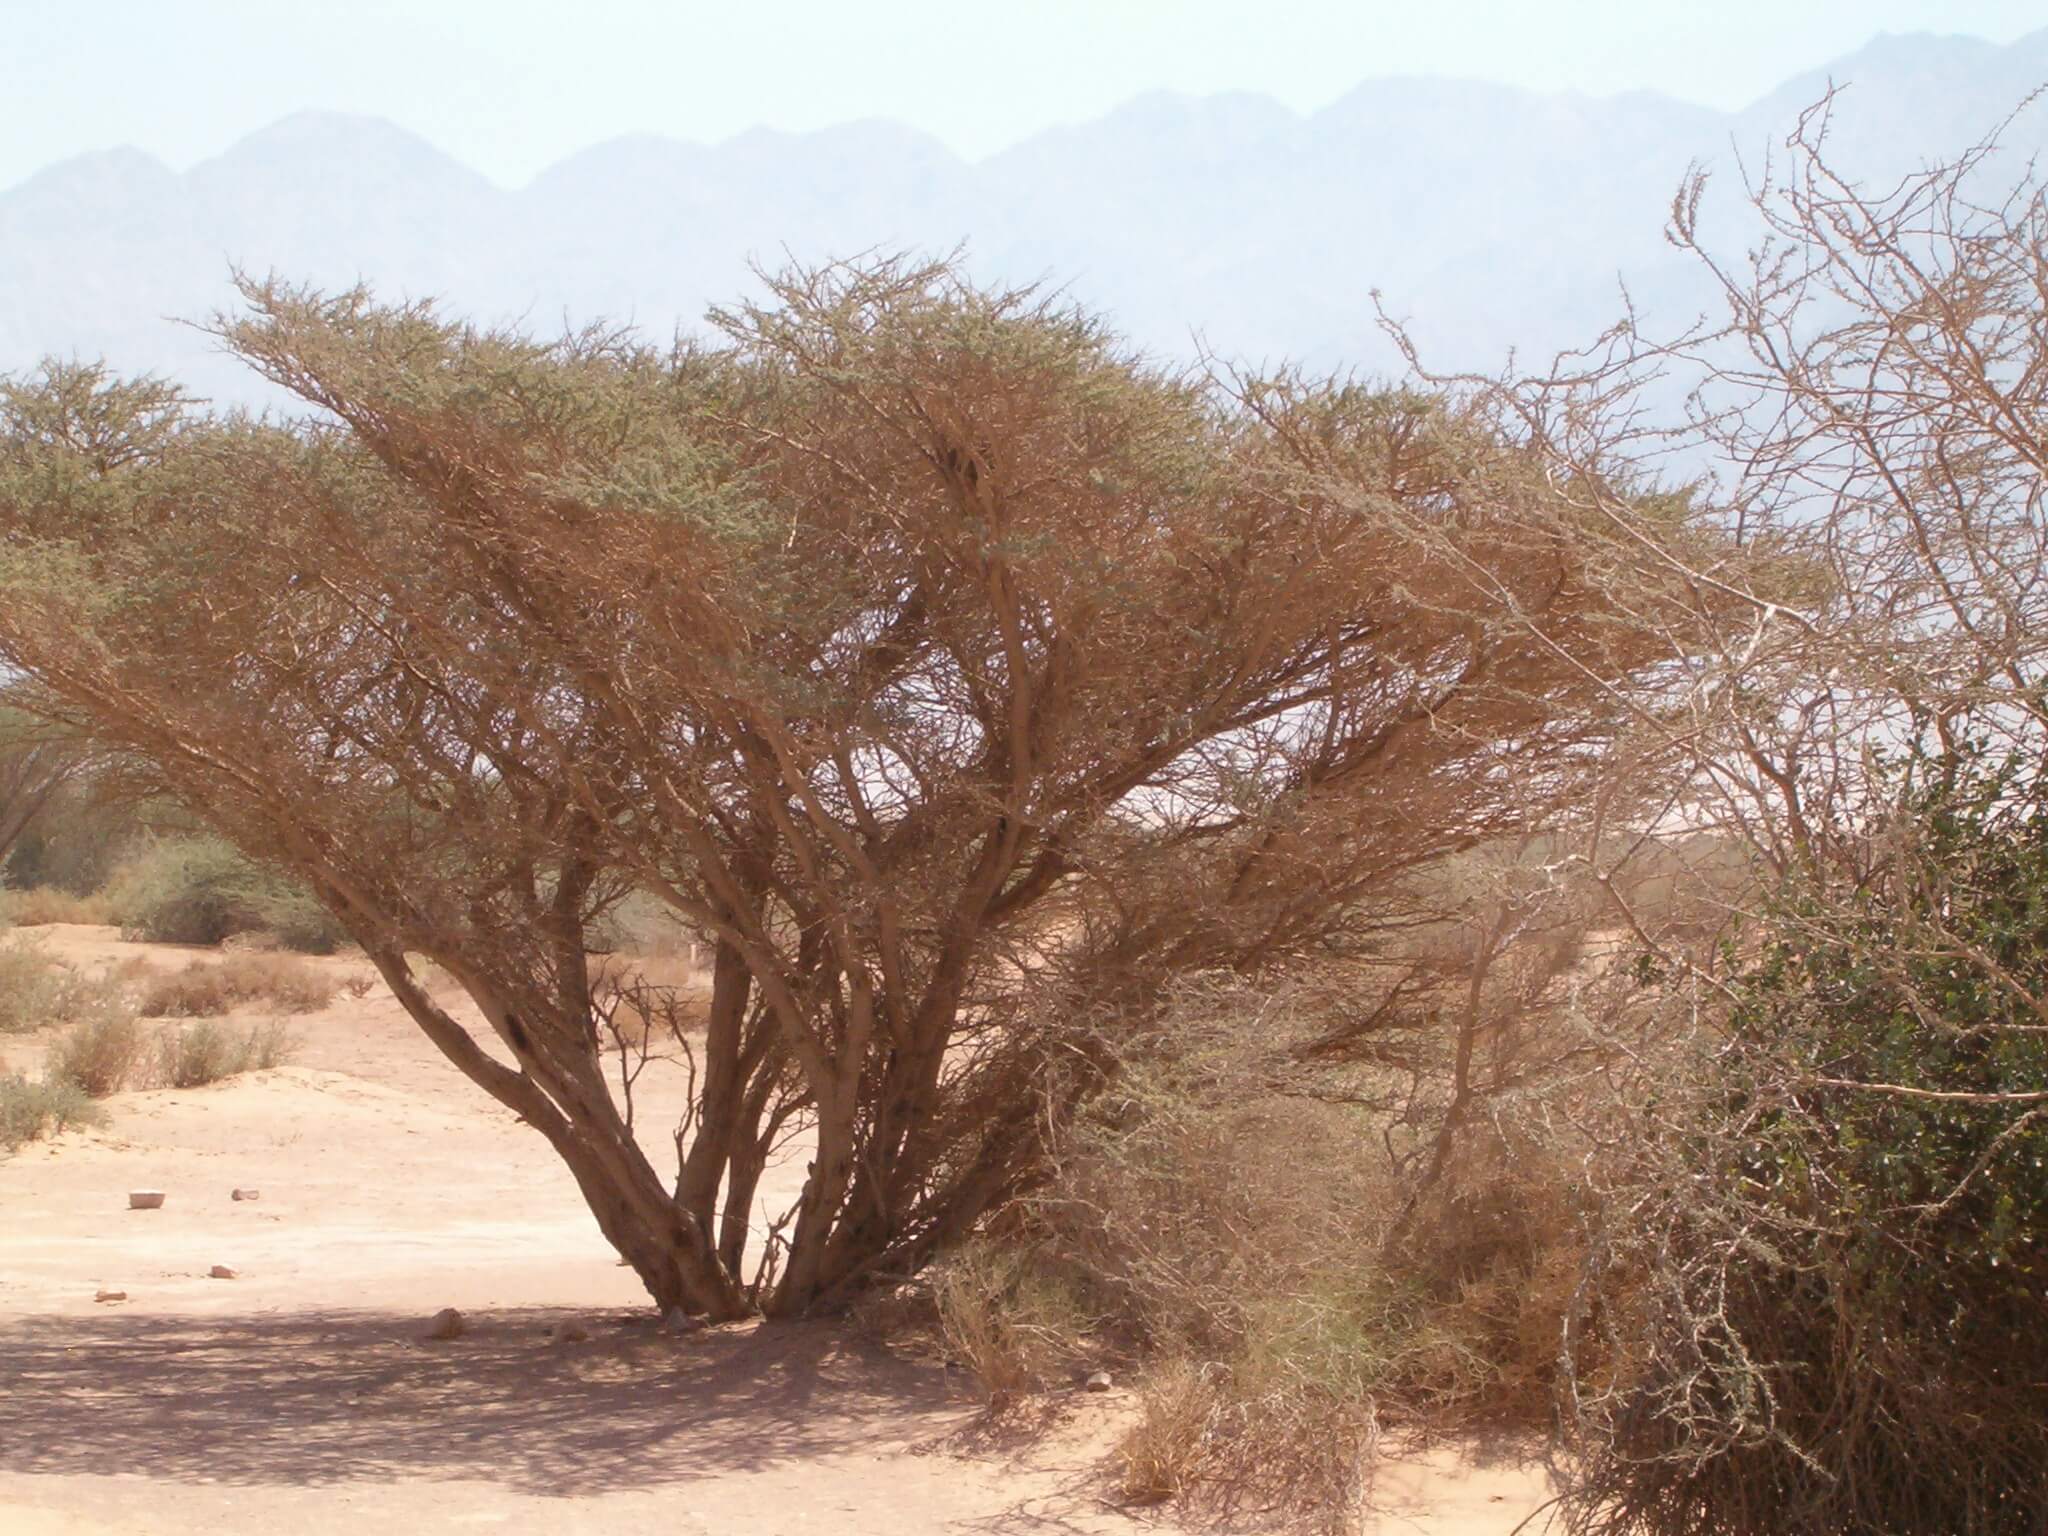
top-left (0, 924), bottom-right (1556, 1534)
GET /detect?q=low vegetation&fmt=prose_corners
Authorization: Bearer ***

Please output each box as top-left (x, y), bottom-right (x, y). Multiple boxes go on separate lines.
top-left (136, 953), bottom-right (338, 1018)
top-left (0, 938), bottom-right (135, 1036)
top-left (0, 885), bottom-right (113, 925)
top-left (0, 1069), bottom-right (100, 1150)
top-left (154, 1019), bottom-right (296, 1089)
top-left (932, 965), bottom-right (1589, 1528)
top-left (44, 1005), bottom-right (148, 1096)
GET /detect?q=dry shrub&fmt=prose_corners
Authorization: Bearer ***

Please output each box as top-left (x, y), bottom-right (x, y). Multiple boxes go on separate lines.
top-left (930, 1239), bottom-right (1097, 1405)
top-left (956, 970), bottom-right (1589, 1532)
top-left (0, 1070), bottom-right (100, 1149)
top-left (340, 973), bottom-right (375, 1000)
top-left (1, 886), bottom-right (112, 926)
top-left (0, 940), bottom-right (138, 1036)
top-left (0, 938), bottom-right (63, 1034)
top-left (155, 1018), bottom-right (295, 1087)
top-left (1118, 1360), bottom-right (1223, 1504)
top-left (590, 953), bottom-right (707, 1052)
top-left (137, 953), bottom-right (338, 1018)
top-left (45, 1003), bottom-right (147, 1097)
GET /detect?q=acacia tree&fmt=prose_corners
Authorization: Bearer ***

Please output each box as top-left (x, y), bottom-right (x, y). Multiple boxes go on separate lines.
top-left (0, 260), bottom-right (1689, 1317)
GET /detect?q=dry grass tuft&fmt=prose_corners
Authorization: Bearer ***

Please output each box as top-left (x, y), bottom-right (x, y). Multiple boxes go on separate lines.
top-left (1117, 1359), bottom-right (1221, 1504)
top-left (137, 954), bottom-right (338, 1018)
top-left (942, 969), bottom-right (1589, 1531)
top-left (930, 1240), bottom-right (1096, 1406)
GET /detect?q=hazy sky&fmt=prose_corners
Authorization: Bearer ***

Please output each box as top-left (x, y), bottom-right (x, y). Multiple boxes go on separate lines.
top-left (5, 1), bottom-right (2042, 190)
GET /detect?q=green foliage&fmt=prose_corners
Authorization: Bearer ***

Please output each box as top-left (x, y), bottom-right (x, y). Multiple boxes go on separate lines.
top-left (1570, 737), bottom-right (2048, 1536)
top-left (1728, 754), bottom-right (2048, 1280)
top-left (0, 1070), bottom-right (100, 1150)
top-left (105, 835), bottom-right (345, 952)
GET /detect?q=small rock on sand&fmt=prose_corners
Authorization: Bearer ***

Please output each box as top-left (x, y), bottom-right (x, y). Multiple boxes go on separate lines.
top-left (547, 1319), bottom-right (591, 1344)
top-left (1084, 1370), bottom-right (1114, 1393)
top-left (661, 1307), bottom-right (705, 1335)
top-left (209, 1264), bottom-right (238, 1280)
top-left (425, 1306), bottom-right (466, 1341)
top-left (127, 1191), bottom-right (165, 1210)
top-left (94, 1289), bottom-right (127, 1303)
top-left (231, 1188), bottom-right (261, 1202)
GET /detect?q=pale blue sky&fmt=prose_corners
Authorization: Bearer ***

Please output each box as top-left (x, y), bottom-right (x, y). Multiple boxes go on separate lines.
top-left (5, 0), bottom-right (2042, 190)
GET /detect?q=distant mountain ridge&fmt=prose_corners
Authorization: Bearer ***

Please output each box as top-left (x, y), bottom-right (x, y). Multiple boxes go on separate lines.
top-left (4, 27), bottom-right (2045, 407)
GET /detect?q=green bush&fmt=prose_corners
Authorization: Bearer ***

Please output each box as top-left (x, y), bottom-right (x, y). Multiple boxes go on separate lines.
top-left (1567, 740), bottom-right (2048, 1536)
top-left (0, 1070), bottom-right (101, 1150)
top-left (105, 835), bottom-right (346, 952)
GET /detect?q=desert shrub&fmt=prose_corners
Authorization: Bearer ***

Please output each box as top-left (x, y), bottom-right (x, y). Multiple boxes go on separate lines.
top-left (239, 1017), bottom-right (296, 1071)
top-left (590, 952), bottom-right (707, 1053)
top-left (945, 971), bottom-right (1588, 1530)
top-left (930, 1238), bottom-right (1098, 1404)
top-left (0, 938), bottom-right (62, 1034)
top-left (45, 1005), bottom-right (147, 1096)
top-left (105, 835), bottom-right (345, 952)
top-left (0, 1070), bottom-right (101, 1149)
top-left (137, 953), bottom-right (338, 1018)
top-left (1118, 1360), bottom-right (1224, 1505)
top-left (0, 885), bottom-right (113, 925)
top-left (1564, 743), bottom-right (2048, 1536)
top-left (155, 1018), bottom-right (296, 1088)
top-left (0, 939), bottom-right (136, 1036)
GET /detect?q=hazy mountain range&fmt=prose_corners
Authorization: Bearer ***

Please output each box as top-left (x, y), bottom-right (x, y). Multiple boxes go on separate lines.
top-left (4, 28), bottom-right (2046, 408)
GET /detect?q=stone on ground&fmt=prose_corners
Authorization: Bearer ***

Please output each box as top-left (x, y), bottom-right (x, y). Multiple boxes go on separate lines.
top-left (424, 1306), bottom-right (466, 1341)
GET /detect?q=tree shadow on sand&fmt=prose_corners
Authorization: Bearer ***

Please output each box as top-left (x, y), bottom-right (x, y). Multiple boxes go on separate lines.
top-left (0, 1308), bottom-right (973, 1496)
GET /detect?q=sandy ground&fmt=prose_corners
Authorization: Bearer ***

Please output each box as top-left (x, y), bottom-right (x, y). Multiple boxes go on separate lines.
top-left (0, 924), bottom-right (1557, 1534)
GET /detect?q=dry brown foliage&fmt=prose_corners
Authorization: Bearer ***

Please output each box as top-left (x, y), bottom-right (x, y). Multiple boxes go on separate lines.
top-left (0, 259), bottom-right (1710, 1320)
top-left (137, 954), bottom-right (339, 1018)
top-left (46, 1007), bottom-right (148, 1096)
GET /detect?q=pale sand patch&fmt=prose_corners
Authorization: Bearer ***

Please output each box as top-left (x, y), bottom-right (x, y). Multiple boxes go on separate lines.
top-left (1, 923), bottom-right (1555, 1533)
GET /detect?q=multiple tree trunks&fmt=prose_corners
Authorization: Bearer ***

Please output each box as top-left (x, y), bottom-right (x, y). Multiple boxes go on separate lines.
top-left (0, 259), bottom-right (1699, 1316)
